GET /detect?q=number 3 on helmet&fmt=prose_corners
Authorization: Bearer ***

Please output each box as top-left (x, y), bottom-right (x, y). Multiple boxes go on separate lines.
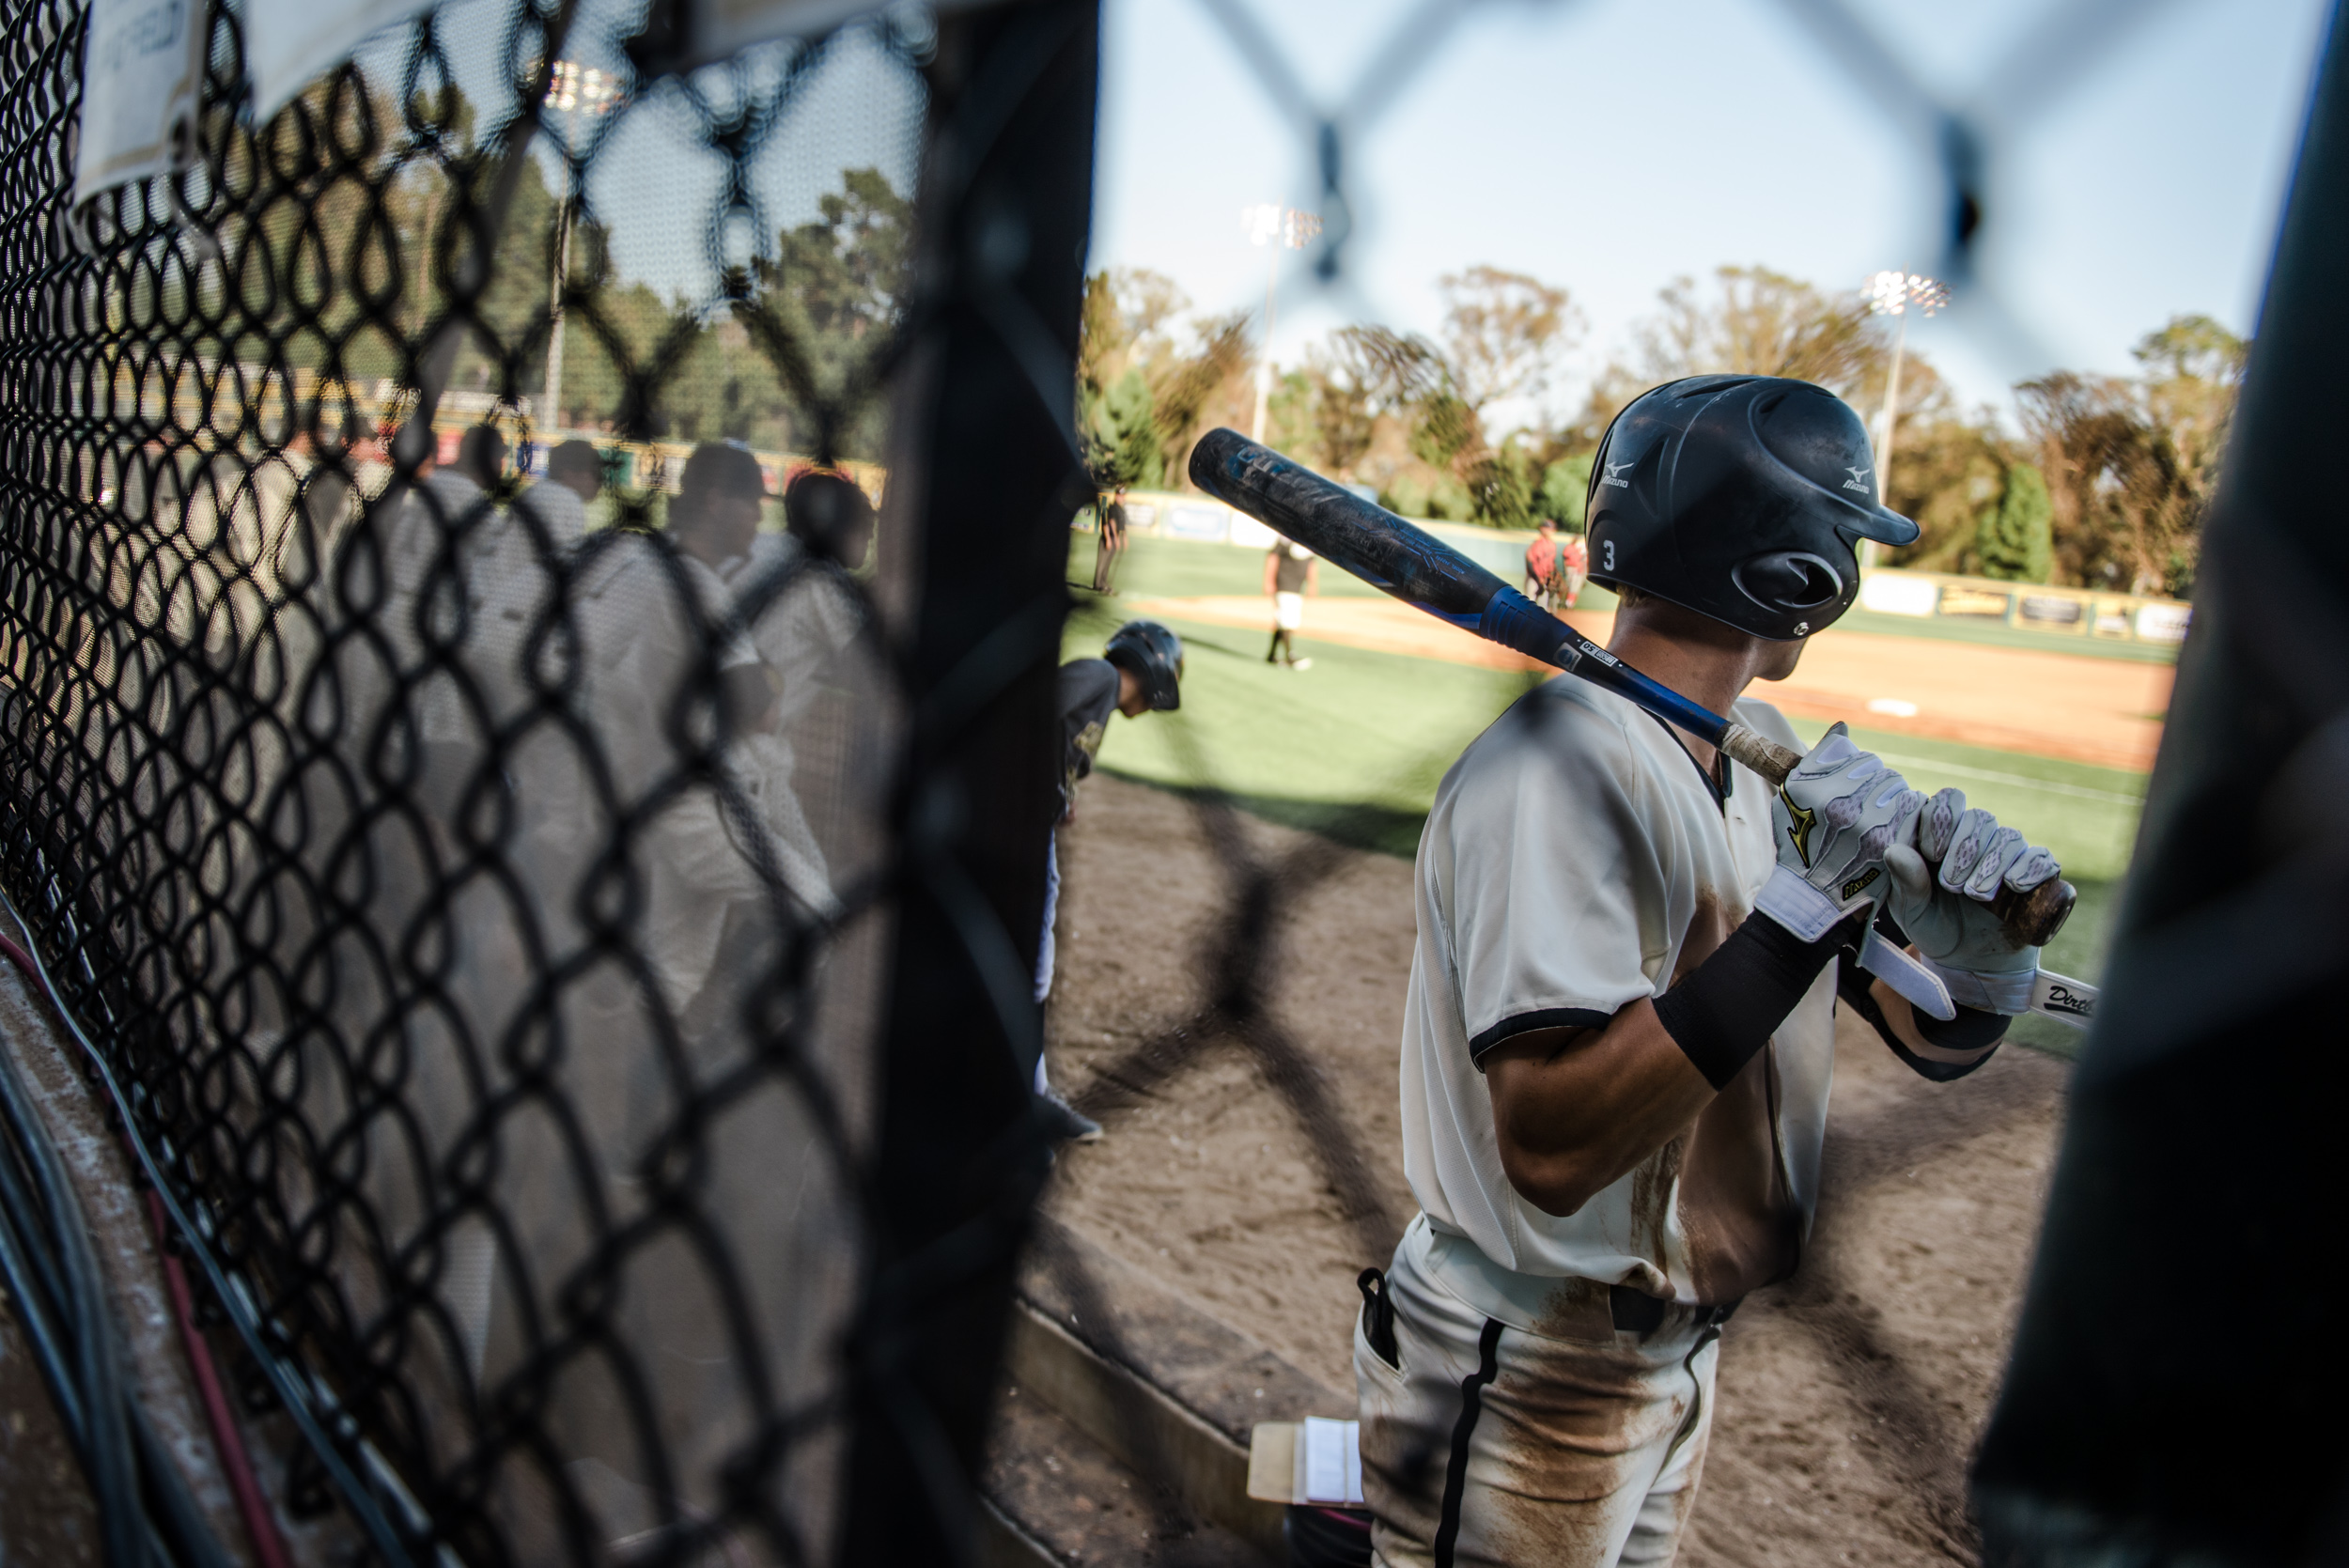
top-left (1584, 376), bottom-right (1920, 642)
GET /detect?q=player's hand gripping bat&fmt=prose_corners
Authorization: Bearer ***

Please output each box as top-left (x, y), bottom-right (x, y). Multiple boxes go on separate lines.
top-left (1190, 428), bottom-right (2095, 1026)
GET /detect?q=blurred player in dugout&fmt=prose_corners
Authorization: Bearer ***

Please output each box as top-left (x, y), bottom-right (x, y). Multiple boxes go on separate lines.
top-left (1033, 619), bottom-right (1185, 1142)
top-left (1346, 377), bottom-right (2069, 1568)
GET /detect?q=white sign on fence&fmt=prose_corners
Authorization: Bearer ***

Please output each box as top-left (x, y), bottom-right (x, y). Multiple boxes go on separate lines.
top-left (1859, 573), bottom-right (1939, 617)
top-left (73, 0), bottom-right (208, 201)
top-left (241, 0), bottom-right (440, 127)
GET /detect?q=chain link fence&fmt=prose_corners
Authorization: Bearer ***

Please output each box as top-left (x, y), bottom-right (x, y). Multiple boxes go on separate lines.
top-left (0, 0), bottom-right (1095, 1560)
top-left (0, 0), bottom-right (2314, 1561)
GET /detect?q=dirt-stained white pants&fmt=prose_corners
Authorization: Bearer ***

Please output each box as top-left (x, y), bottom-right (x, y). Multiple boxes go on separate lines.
top-left (1355, 1216), bottom-right (1722, 1568)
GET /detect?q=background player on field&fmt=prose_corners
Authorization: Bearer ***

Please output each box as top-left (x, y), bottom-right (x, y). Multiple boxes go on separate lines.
top-left (1353, 376), bottom-right (2067, 1568)
top-left (1559, 523), bottom-right (1589, 608)
top-left (1523, 517), bottom-right (1562, 611)
top-left (1266, 536), bottom-right (1319, 668)
top-left (1034, 620), bottom-right (1185, 1141)
top-left (1093, 483), bottom-right (1129, 593)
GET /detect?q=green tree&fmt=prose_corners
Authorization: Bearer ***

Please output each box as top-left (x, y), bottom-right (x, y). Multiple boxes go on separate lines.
top-left (1074, 267), bottom-right (1251, 490)
top-left (761, 167), bottom-right (911, 353)
top-left (1539, 455), bottom-right (1592, 529)
top-left (1636, 265), bottom-right (1877, 395)
top-left (1975, 463), bottom-right (2053, 582)
top-left (1085, 366), bottom-right (1163, 489)
top-left (1437, 266), bottom-right (1580, 418)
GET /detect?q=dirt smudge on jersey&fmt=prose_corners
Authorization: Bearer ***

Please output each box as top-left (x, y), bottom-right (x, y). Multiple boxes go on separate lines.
top-left (1671, 886), bottom-right (1803, 1303)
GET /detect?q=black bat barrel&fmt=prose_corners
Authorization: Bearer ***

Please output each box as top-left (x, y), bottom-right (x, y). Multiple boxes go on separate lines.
top-left (1189, 427), bottom-right (1580, 674)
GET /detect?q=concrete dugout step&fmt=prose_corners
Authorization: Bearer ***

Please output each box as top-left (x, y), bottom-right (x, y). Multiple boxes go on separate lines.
top-left (982, 1216), bottom-right (1358, 1565)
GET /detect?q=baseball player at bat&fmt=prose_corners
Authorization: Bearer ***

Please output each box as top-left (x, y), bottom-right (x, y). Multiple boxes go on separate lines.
top-left (1314, 377), bottom-right (2067, 1567)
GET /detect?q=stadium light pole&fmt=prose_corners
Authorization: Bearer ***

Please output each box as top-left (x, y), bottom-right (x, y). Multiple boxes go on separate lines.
top-left (1860, 269), bottom-right (1950, 567)
top-left (540, 60), bottom-right (618, 443)
top-left (1242, 203), bottom-right (1322, 443)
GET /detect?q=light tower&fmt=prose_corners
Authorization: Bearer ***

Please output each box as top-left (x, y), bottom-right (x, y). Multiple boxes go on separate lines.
top-left (540, 60), bottom-right (619, 442)
top-left (1859, 269), bottom-right (1950, 567)
top-left (1241, 203), bottom-right (1321, 443)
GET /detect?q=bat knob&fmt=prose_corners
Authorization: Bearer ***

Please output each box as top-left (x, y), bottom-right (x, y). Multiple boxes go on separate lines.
top-left (1992, 877), bottom-right (2077, 947)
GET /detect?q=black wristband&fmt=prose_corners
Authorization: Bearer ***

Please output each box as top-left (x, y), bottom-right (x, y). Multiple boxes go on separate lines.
top-left (1653, 910), bottom-right (1849, 1090)
top-left (1916, 1002), bottom-right (2010, 1052)
top-left (1834, 947), bottom-right (2009, 1081)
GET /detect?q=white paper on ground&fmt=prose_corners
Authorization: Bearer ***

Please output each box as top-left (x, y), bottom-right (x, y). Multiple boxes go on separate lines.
top-left (1303, 1417), bottom-right (1362, 1505)
top-left (242, 0), bottom-right (441, 128)
top-left (73, 0), bottom-right (209, 201)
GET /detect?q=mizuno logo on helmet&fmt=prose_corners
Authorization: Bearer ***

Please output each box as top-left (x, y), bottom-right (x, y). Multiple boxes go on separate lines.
top-left (1601, 461), bottom-right (1632, 489)
top-left (1843, 465), bottom-right (1872, 494)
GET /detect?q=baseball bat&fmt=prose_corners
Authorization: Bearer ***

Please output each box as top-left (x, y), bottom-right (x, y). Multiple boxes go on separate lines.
top-left (1189, 427), bottom-right (2076, 947)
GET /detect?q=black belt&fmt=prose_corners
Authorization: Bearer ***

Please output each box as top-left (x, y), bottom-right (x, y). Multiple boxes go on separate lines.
top-left (1609, 1283), bottom-right (1739, 1335)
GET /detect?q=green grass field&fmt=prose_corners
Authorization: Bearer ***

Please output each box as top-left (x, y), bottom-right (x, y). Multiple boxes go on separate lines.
top-left (1081, 532), bottom-right (2176, 667)
top-left (1068, 562), bottom-right (2146, 1062)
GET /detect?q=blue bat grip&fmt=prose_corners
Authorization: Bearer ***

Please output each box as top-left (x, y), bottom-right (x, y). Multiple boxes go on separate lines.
top-left (1478, 585), bottom-right (1732, 749)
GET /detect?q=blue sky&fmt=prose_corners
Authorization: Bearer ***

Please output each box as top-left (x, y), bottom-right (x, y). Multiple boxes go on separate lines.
top-left (1089, 0), bottom-right (2334, 424)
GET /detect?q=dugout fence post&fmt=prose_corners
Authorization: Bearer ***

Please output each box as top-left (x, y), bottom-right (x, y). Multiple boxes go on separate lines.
top-left (1971, 6), bottom-right (2349, 1560)
top-left (842, 0), bottom-right (1098, 1560)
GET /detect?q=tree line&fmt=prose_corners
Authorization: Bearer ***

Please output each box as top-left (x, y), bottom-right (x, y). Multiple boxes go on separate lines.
top-left (206, 74), bottom-right (910, 463)
top-left (1079, 262), bottom-right (2244, 597)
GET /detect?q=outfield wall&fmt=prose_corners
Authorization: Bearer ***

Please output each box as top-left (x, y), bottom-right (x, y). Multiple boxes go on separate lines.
top-left (1852, 568), bottom-right (2191, 648)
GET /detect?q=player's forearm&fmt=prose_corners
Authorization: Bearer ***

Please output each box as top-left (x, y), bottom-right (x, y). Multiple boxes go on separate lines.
top-left (1487, 909), bottom-right (1849, 1215)
top-left (1838, 958), bottom-right (2006, 1082)
top-left (1485, 1001), bottom-right (1714, 1217)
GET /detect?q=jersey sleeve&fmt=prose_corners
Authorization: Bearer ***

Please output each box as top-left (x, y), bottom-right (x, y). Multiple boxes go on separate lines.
top-left (1433, 692), bottom-right (1669, 1068)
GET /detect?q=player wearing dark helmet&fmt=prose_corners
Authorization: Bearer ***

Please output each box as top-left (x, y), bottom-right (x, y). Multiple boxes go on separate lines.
top-left (1032, 619), bottom-right (1184, 1142)
top-left (1351, 378), bottom-right (2065, 1567)
top-left (1583, 373), bottom-right (1915, 638)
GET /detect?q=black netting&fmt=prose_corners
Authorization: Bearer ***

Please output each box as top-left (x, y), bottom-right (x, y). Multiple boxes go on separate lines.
top-left (0, 0), bottom-right (1086, 1560)
top-left (0, 0), bottom-right (2295, 1560)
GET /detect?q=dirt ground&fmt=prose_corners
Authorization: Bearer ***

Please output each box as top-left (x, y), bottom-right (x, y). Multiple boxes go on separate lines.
top-left (1124, 594), bottom-right (2170, 770)
top-left (1041, 772), bottom-right (2069, 1566)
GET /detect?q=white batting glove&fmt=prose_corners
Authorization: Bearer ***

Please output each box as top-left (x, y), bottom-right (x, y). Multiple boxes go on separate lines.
top-left (1756, 723), bottom-right (1923, 942)
top-left (1882, 789), bottom-right (2060, 1015)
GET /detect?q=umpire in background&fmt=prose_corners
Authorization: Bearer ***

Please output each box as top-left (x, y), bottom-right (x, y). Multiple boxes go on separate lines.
top-left (1093, 484), bottom-right (1129, 593)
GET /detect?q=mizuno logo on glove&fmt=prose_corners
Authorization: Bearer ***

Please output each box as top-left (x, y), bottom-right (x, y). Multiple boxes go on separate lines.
top-left (1781, 794), bottom-right (1817, 867)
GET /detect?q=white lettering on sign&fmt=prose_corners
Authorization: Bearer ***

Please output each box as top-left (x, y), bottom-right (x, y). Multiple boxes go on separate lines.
top-left (73, 0), bottom-right (206, 201)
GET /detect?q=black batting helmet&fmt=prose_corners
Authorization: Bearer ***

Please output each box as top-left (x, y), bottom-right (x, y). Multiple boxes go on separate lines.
top-left (1104, 620), bottom-right (1183, 711)
top-left (1584, 376), bottom-right (1919, 641)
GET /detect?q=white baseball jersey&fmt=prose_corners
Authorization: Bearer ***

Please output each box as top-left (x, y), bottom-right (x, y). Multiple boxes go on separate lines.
top-left (1399, 676), bottom-right (1835, 1307)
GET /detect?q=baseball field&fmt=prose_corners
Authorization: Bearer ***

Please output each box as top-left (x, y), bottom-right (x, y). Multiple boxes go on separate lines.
top-left (1064, 533), bottom-right (2155, 1056)
top-left (1038, 531), bottom-right (2156, 1562)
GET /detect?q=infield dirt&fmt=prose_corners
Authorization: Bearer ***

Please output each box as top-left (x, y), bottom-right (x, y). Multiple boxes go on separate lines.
top-left (1123, 593), bottom-right (2170, 771)
top-left (1040, 770), bottom-right (2066, 1566)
